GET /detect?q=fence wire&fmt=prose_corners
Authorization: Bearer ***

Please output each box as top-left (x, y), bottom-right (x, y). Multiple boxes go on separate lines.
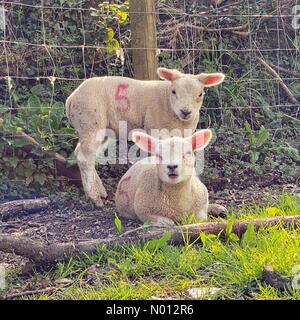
top-left (0, 0), bottom-right (299, 187)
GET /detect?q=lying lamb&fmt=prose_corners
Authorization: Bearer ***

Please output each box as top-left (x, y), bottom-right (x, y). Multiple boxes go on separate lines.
top-left (66, 67), bottom-right (225, 206)
top-left (115, 129), bottom-right (227, 226)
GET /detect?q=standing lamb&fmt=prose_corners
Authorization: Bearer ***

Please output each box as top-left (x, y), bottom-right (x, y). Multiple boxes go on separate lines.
top-left (66, 67), bottom-right (225, 206)
top-left (115, 129), bottom-right (226, 226)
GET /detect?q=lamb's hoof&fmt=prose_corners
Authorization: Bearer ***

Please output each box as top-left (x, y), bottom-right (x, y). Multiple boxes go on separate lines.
top-left (90, 196), bottom-right (104, 207)
top-left (208, 204), bottom-right (228, 219)
top-left (96, 182), bottom-right (108, 199)
top-left (100, 189), bottom-right (108, 199)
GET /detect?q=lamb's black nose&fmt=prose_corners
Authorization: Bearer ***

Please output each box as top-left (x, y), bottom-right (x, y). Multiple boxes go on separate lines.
top-left (180, 109), bottom-right (192, 118)
top-left (167, 165), bottom-right (178, 171)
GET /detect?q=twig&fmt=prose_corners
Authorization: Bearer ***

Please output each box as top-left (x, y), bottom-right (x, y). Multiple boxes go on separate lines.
top-left (1, 287), bottom-right (60, 300)
top-left (119, 225), bottom-right (153, 238)
top-left (257, 57), bottom-right (298, 104)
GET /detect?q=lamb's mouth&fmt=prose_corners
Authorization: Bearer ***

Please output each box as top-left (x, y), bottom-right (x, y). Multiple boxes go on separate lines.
top-left (178, 114), bottom-right (193, 121)
top-left (168, 173), bottom-right (179, 179)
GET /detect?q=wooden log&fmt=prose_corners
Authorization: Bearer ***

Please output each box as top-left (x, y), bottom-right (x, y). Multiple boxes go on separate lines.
top-left (0, 198), bottom-right (50, 221)
top-left (0, 215), bottom-right (299, 265)
top-left (129, 0), bottom-right (158, 80)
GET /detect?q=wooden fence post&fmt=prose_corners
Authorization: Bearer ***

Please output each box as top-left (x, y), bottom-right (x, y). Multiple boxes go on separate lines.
top-left (129, 0), bottom-right (158, 80)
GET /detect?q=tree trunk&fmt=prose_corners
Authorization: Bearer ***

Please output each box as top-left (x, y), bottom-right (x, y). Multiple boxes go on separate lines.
top-left (129, 0), bottom-right (158, 80)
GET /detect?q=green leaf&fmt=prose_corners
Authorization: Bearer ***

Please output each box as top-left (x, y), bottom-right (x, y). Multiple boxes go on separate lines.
top-left (107, 39), bottom-right (120, 54)
top-left (30, 84), bottom-right (46, 96)
top-left (241, 224), bottom-right (257, 248)
top-left (117, 10), bottom-right (128, 23)
top-left (228, 233), bottom-right (240, 242)
top-left (245, 121), bottom-right (254, 145)
top-left (50, 102), bottom-right (65, 129)
top-left (145, 232), bottom-right (172, 252)
top-left (0, 104), bottom-right (8, 115)
top-left (226, 214), bottom-right (239, 242)
top-left (249, 150), bottom-right (260, 164)
top-left (245, 121), bottom-right (252, 134)
top-left (104, 27), bottom-right (114, 42)
top-left (34, 173), bottom-right (47, 186)
top-left (255, 126), bottom-right (269, 147)
top-left (27, 95), bottom-right (41, 112)
top-left (226, 214), bottom-right (235, 236)
top-left (291, 195), bottom-right (300, 208)
top-left (200, 232), bottom-right (217, 247)
top-left (285, 146), bottom-right (300, 161)
top-left (114, 213), bottom-right (123, 234)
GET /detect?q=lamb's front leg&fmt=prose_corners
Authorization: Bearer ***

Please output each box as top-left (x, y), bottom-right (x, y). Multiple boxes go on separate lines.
top-left (75, 138), bottom-right (107, 207)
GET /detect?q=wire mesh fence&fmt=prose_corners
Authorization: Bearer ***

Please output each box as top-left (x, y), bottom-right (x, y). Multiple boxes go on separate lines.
top-left (0, 0), bottom-right (299, 198)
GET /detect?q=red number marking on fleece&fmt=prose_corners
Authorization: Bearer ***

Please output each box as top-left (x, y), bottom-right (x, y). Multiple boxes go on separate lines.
top-left (115, 83), bottom-right (130, 112)
top-left (118, 176), bottom-right (131, 206)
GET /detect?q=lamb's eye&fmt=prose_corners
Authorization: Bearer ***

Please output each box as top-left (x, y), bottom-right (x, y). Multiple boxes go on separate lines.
top-left (199, 92), bottom-right (203, 98)
top-left (172, 89), bottom-right (176, 95)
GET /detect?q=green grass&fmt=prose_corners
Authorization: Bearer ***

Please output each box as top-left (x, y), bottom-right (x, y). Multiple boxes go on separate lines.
top-left (2, 194), bottom-right (300, 300)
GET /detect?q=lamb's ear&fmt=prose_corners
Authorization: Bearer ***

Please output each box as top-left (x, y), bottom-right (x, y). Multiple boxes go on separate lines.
top-left (132, 131), bottom-right (158, 154)
top-left (187, 129), bottom-right (212, 151)
top-left (157, 67), bottom-right (182, 81)
top-left (198, 73), bottom-right (225, 87)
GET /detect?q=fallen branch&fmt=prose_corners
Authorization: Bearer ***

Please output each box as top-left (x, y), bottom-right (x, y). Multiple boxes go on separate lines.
top-left (0, 215), bottom-right (299, 265)
top-left (257, 57), bottom-right (298, 104)
top-left (0, 198), bottom-right (50, 221)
